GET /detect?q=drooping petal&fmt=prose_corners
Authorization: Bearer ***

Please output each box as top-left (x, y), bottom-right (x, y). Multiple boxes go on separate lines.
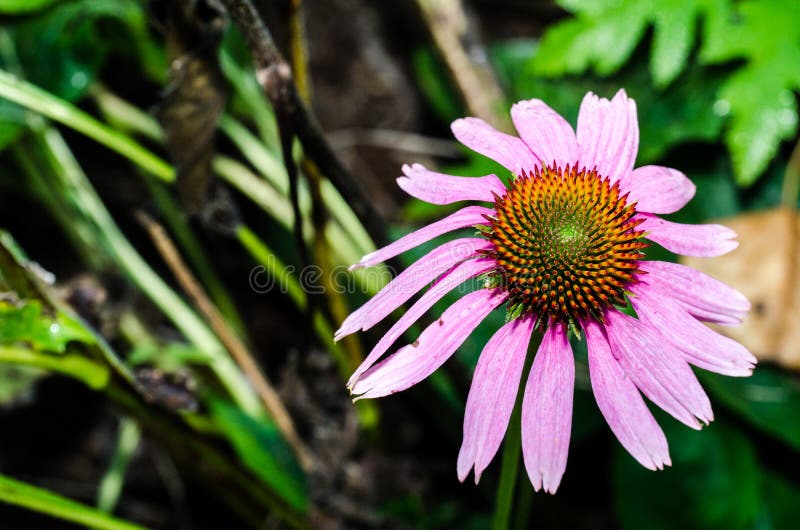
top-left (458, 315), bottom-right (535, 483)
top-left (397, 163), bottom-right (507, 204)
top-left (604, 311), bottom-right (713, 429)
top-left (639, 214), bottom-right (739, 257)
top-left (351, 206), bottom-right (494, 269)
top-left (584, 320), bottom-right (671, 470)
top-left (510, 99), bottom-right (578, 169)
top-left (348, 257), bottom-right (496, 387)
top-left (521, 323), bottom-right (574, 494)
top-left (351, 289), bottom-right (508, 399)
top-left (576, 89), bottom-right (638, 184)
top-left (638, 260), bottom-right (749, 325)
top-left (335, 238), bottom-right (491, 340)
top-left (625, 166), bottom-right (696, 214)
top-left (451, 117), bottom-right (539, 175)
top-left (630, 286), bottom-right (756, 377)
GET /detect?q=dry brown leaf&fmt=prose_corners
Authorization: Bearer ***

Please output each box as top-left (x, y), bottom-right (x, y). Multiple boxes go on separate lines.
top-left (681, 207), bottom-right (800, 370)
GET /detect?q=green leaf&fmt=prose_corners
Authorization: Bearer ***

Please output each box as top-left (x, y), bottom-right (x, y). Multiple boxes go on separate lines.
top-left (529, 17), bottom-right (595, 77)
top-left (0, 0), bottom-right (57, 13)
top-left (719, 59), bottom-right (798, 186)
top-left (702, 366), bottom-right (800, 451)
top-left (412, 49), bottom-right (464, 124)
top-left (491, 40), bottom-right (726, 163)
top-left (0, 232), bottom-right (127, 390)
top-left (532, 0), bottom-right (665, 79)
top-left (0, 472), bottom-right (148, 530)
top-left (533, 0), bottom-right (800, 185)
top-left (650, 0), bottom-right (699, 87)
top-left (0, 300), bottom-right (94, 353)
top-left (700, 0), bottom-right (800, 185)
top-left (209, 399), bottom-right (308, 512)
top-left (534, 0), bottom-right (709, 83)
top-left (613, 419), bottom-right (760, 530)
top-left (9, 0), bottom-right (161, 98)
top-left (756, 472), bottom-right (800, 530)
top-left (0, 0), bottom-right (165, 151)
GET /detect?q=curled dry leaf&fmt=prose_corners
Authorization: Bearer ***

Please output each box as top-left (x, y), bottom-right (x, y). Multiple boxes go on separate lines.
top-left (154, 0), bottom-right (227, 214)
top-left (681, 207), bottom-right (800, 370)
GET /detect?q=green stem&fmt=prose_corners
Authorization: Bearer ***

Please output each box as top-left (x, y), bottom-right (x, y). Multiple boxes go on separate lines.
top-left (492, 410), bottom-right (523, 530)
top-left (492, 330), bottom-right (543, 530)
top-left (511, 473), bottom-right (534, 530)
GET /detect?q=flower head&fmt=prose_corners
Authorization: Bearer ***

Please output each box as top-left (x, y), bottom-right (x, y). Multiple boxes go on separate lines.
top-left (337, 90), bottom-right (754, 493)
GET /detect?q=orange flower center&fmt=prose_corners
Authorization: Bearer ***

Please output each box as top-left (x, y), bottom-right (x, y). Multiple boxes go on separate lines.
top-left (484, 164), bottom-right (647, 325)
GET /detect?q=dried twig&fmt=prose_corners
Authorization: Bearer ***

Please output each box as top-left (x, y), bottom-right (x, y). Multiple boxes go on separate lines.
top-left (137, 211), bottom-right (315, 471)
top-left (416, 0), bottom-right (509, 130)
top-left (326, 127), bottom-right (461, 158)
top-left (218, 0), bottom-right (391, 251)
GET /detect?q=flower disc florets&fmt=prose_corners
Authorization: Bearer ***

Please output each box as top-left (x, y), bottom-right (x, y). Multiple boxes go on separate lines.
top-left (484, 164), bottom-right (648, 325)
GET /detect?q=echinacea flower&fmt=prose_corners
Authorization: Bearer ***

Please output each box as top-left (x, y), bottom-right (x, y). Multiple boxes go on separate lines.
top-left (336, 90), bottom-right (755, 493)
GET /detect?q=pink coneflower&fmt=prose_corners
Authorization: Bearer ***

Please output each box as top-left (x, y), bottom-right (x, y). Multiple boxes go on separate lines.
top-left (336, 90), bottom-right (754, 493)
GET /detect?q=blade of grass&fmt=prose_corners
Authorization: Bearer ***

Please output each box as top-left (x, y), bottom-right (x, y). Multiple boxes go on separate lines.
top-left (30, 122), bottom-right (262, 416)
top-left (95, 418), bottom-right (141, 516)
top-left (0, 69), bottom-right (173, 182)
top-left (0, 346), bottom-right (110, 389)
top-left (0, 473), bottom-right (149, 530)
top-left (219, 113), bottom-right (375, 260)
top-left (88, 87), bottom-right (246, 333)
top-left (88, 84), bottom-right (384, 294)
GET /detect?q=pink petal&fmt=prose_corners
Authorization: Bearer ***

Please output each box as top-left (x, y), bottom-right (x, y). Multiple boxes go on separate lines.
top-left (458, 315), bottom-right (536, 483)
top-left (335, 238), bottom-right (491, 340)
top-left (397, 163), bottom-right (507, 204)
top-left (584, 320), bottom-right (671, 470)
top-left (351, 205), bottom-right (494, 269)
top-left (625, 166), bottom-right (696, 214)
top-left (521, 323), bottom-right (574, 494)
top-left (638, 260), bottom-right (750, 325)
top-left (630, 286), bottom-right (756, 377)
top-left (348, 257), bottom-right (496, 388)
top-left (350, 289), bottom-right (508, 399)
top-left (639, 214), bottom-right (739, 257)
top-left (451, 117), bottom-right (539, 175)
top-left (576, 89), bottom-right (638, 184)
top-left (604, 311), bottom-right (713, 429)
top-left (510, 99), bottom-right (578, 169)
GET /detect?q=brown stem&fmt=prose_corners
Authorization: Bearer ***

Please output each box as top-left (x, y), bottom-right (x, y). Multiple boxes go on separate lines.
top-left (287, 0), bottom-right (363, 372)
top-left (416, 0), bottom-right (509, 130)
top-left (136, 211), bottom-right (315, 472)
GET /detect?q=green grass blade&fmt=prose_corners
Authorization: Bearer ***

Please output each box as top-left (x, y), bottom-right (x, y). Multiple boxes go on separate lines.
top-left (0, 473), bottom-right (149, 530)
